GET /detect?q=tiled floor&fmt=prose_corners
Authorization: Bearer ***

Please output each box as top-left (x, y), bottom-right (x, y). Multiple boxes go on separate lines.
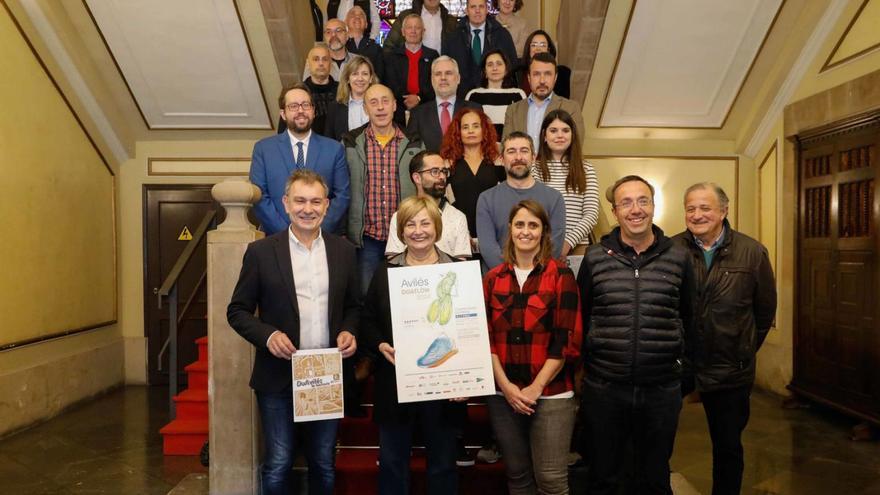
top-left (0, 385), bottom-right (877, 494)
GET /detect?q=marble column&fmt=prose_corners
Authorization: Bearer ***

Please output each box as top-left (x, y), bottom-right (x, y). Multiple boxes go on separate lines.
top-left (208, 178), bottom-right (263, 494)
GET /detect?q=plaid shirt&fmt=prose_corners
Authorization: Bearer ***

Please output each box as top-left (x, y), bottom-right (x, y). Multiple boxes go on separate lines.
top-left (363, 125), bottom-right (403, 241)
top-left (483, 258), bottom-right (582, 395)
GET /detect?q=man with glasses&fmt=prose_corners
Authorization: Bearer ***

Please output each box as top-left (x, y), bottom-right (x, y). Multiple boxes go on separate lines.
top-left (672, 183), bottom-right (776, 495)
top-left (305, 19), bottom-right (355, 82)
top-left (385, 151), bottom-right (471, 259)
top-left (282, 44), bottom-right (340, 137)
top-left (252, 83), bottom-right (350, 235)
top-left (475, 131), bottom-right (565, 271)
top-left (575, 175), bottom-right (696, 495)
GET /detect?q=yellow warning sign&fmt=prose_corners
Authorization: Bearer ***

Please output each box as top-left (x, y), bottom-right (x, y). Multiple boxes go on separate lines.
top-left (178, 226), bottom-right (193, 241)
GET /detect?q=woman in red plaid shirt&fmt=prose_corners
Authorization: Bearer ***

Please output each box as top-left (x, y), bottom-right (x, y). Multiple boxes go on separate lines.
top-left (482, 199), bottom-right (582, 494)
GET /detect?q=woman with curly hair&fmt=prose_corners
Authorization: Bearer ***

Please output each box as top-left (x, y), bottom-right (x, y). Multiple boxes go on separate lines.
top-left (441, 107), bottom-right (506, 252)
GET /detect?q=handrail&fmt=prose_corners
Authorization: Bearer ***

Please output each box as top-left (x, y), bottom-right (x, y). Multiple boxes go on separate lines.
top-left (157, 270), bottom-right (207, 372)
top-left (155, 208), bottom-right (217, 419)
top-left (157, 209), bottom-right (217, 307)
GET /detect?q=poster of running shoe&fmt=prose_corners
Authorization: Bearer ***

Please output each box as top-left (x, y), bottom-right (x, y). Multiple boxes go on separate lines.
top-left (387, 260), bottom-right (496, 403)
top-left (291, 348), bottom-right (344, 422)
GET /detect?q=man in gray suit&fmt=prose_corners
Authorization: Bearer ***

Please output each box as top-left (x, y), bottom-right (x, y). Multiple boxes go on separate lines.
top-left (502, 52), bottom-right (584, 151)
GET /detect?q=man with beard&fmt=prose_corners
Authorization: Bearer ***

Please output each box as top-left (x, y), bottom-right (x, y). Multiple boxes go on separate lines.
top-left (503, 52), bottom-right (583, 152)
top-left (252, 83), bottom-right (350, 235)
top-left (286, 44), bottom-right (340, 137)
top-left (385, 151), bottom-right (471, 259)
top-left (576, 175), bottom-right (696, 495)
top-left (475, 131), bottom-right (565, 271)
top-left (305, 19), bottom-right (354, 82)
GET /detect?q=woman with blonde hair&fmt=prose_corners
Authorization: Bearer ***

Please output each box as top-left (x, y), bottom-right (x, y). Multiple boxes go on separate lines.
top-left (324, 55), bottom-right (378, 140)
top-left (362, 195), bottom-right (464, 494)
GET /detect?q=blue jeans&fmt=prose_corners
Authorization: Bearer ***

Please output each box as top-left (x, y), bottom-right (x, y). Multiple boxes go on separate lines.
top-left (358, 235), bottom-right (387, 295)
top-left (582, 376), bottom-right (682, 495)
top-left (378, 401), bottom-right (458, 495)
top-left (256, 390), bottom-right (339, 495)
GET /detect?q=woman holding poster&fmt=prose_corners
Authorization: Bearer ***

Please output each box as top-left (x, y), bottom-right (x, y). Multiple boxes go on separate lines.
top-left (482, 200), bottom-right (583, 494)
top-left (361, 196), bottom-right (464, 494)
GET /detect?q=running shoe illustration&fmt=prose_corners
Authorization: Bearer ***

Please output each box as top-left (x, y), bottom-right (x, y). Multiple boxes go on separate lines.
top-left (416, 333), bottom-right (458, 368)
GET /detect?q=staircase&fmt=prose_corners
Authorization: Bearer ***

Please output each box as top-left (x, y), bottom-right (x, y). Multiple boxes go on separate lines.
top-left (159, 336), bottom-right (209, 455)
top-left (332, 379), bottom-right (507, 494)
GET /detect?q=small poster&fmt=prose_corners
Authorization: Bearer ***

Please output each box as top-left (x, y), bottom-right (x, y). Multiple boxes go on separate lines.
top-left (291, 348), bottom-right (344, 422)
top-left (387, 260), bottom-right (495, 403)
top-left (567, 255), bottom-right (584, 277)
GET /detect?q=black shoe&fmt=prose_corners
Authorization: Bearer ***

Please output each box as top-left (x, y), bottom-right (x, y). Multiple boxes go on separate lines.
top-left (456, 443), bottom-right (475, 467)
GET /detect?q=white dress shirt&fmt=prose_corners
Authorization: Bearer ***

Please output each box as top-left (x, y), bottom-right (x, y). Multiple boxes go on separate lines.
top-left (347, 97), bottom-right (369, 131)
top-left (422, 6), bottom-right (443, 53)
top-left (289, 228), bottom-right (330, 350)
top-left (288, 130), bottom-right (312, 167)
top-left (470, 22), bottom-right (486, 50)
top-left (436, 95), bottom-right (457, 124)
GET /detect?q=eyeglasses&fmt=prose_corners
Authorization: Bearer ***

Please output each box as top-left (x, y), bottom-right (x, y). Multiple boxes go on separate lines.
top-left (530, 41), bottom-right (548, 48)
top-left (285, 102), bottom-right (313, 112)
top-left (324, 28), bottom-right (347, 35)
top-left (615, 198), bottom-right (653, 210)
top-left (419, 167), bottom-right (451, 177)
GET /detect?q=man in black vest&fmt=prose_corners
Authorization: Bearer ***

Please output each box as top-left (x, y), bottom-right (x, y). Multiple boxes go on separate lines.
top-left (673, 183), bottom-right (776, 495)
top-left (576, 175), bottom-right (696, 495)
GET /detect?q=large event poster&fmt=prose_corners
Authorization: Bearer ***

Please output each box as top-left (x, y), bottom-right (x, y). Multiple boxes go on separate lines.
top-left (291, 348), bottom-right (344, 422)
top-left (387, 260), bottom-right (496, 403)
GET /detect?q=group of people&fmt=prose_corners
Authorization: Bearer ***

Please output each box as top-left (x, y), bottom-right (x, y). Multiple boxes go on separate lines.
top-left (227, 1), bottom-right (778, 495)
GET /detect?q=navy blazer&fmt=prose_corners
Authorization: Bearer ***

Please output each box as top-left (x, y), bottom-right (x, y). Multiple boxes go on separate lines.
top-left (249, 131), bottom-right (350, 235)
top-left (227, 230), bottom-right (361, 392)
top-left (406, 98), bottom-right (482, 152)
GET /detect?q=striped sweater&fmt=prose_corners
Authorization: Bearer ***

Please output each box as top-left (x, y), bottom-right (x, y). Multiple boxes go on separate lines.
top-left (532, 160), bottom-right (600, 247)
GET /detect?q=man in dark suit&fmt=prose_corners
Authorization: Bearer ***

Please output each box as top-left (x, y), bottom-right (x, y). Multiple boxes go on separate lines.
top-left (251, 83), bottom-right (350, 235)
top-left (345, 6), bottom-right (384, 81)
top-left (407, 56), bottom-right (481, 152)
top-left (383, 13), bottom-right (439, 125)
top-left (442, 0), bottom-right (517, 94)
top-left (227, 169), bottom-right (360, 495)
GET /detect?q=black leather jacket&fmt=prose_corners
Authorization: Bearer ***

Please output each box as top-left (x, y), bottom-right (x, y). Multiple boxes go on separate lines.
top-left (673, 220), bottom-right (777, 392)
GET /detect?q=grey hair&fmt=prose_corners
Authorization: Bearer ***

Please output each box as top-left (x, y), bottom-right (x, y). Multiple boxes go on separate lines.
top-left (684, 182), bottom-right (729, 209)
top-left (431, 55), bottom-right (459, 74)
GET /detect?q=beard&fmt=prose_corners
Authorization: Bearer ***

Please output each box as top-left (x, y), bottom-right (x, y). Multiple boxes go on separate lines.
top-left (286, 117), bottom-right (312, 134)
top-left (506, 161), bottom-right (531, 180)
top-left (426, 182), bottom-right (447, 199)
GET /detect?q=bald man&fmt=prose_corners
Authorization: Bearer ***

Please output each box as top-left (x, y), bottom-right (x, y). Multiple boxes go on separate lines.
top-left (304, 19), bottom-right (354, 82)
top-left (281, 45), bottom-right (339, 136)
top-left (340, 84), bottom-right (425, 293)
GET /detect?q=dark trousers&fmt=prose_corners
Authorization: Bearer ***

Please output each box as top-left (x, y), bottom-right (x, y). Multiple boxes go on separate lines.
top-left (582, 375), bottom-right (682, 495)
top-left (256, 390), bottom-right (340, 495)
top-left (378, 401), bottom-right (459, 495)
top-left (701, 385), bottom-right (752, 495)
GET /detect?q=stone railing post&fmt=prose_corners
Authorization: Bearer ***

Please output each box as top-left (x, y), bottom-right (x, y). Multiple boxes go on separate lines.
top-left (208, 178), bottom-right (263, 494)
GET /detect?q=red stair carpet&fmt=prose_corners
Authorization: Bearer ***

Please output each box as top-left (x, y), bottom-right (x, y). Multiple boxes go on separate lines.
top-left (159, 336), bottom-right (209, 455)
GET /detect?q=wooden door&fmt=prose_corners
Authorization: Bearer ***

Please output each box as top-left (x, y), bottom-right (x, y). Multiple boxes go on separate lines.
top-left (793, 117), bottom-right (880, 423)
top-left (143, 186), bottom-right (216, 386)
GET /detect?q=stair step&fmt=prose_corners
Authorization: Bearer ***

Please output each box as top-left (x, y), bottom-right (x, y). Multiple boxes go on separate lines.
top-left (159, 419), bottom-right (208, 456)
top-left (338, 402), bottom-right (493, 447)
top-left (196, 336), bottom-right (208, 363)
top-left (184, 361), bottom-right (208, 390)
top-left (173, 389), bottom-right (208, 419)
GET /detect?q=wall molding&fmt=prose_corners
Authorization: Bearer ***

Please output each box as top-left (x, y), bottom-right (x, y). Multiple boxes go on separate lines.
top-left (820, 0), bottom-right (880, 72)
top-left (147, 157), bottom-right (251, 176)
top-left (744, 0), bottom-right (849, 158)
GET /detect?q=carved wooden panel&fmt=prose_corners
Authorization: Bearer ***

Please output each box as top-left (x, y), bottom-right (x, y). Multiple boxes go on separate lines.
top-left (804, 154), bottom-right (831, 178)
top-left (804, 186), bottom-right (831, 238)
top-left (839, 179), bottom-right (874, 238)
top-left (839, 144), bottom-right (875, 172)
